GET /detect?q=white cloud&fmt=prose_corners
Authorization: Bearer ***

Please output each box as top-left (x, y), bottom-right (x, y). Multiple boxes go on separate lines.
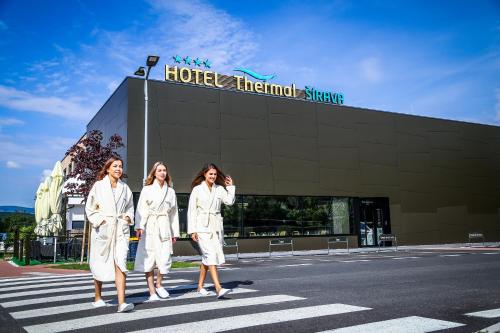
top-left (0, 133), bottom-right (75, 170)
top-left (107, 80), bottom-right (119, 92)
top-left (88, 0), bottom-right (258, 77)
top-left (40, 169), bottom-right (52, 182)
top-left (359, 57), bottom-right (383, 83)
top-left (0, 118), bottom-right (24, 126)
top-left (6, 161), bottom-right (20, 169)
top-left (0, 85), bottom-right (94, 120)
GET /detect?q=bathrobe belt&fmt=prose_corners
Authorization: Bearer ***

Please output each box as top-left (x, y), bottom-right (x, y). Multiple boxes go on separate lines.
top-left (199, 211), bottom-right (222, 238)
top-left (144, 210), bottom-right (170, 241)
top-left (100, 213), bottom-right (123, 260)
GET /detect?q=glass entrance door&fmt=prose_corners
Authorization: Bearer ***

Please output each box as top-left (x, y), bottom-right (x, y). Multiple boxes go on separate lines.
top-left (359, 198), bottom-right (391, 247)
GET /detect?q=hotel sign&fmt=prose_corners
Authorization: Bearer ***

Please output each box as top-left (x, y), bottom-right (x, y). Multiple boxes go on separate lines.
top-left (164, 56), bottom-right (344, 105)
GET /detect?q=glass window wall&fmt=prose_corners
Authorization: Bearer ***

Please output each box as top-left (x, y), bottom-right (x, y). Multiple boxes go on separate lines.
top-left (138, 192), bottom-right (356, 239)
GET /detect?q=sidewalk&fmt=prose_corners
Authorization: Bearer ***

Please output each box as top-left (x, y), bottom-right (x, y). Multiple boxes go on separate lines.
top-left (173, 242), bottom-right (500, 262)
top-left (1, 242), bottom-right (498, 278)
top-left (0, 260), bottom-right (88, 278)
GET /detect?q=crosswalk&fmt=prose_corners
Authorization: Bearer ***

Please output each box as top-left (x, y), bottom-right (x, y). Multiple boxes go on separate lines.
top-left (0, 272), bottom-right (497, 332)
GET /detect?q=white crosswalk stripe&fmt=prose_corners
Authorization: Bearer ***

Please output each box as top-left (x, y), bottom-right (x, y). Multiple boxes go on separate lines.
top-left (0, 279), bottom-right (190, 299)
top-left (0, 276), bottom-right (188, 293)
top-left (10, 287), bottom-right (258, 319)
top-left (0, 273), bottom-right (92, 284)
top-left (466, 308), bottom-right (500, 318)
top-left (128, 304), bottom-right (371, 333)
top-left (0, 271), bottom-right (487, 333)
top-left (318, 316), bottom-right (464, 332)
top-left (0, 274), bottom-right (99, 288)
top-left (0, 282), bottom-right (218, 308)
top-left (23, 295), bottom-right (306, 333)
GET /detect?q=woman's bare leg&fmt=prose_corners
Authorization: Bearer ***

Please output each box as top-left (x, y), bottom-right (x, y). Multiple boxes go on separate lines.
top-left (207, 265), bottom-right (222, 293)
top-left (197, 264), bottom-right (208, 290)
top-left (145, 271), bottom-right (155, 295)
top-left (114, 264), bottom-right (126, 305)
top-left (94, 279), bottom-right (103, 302)
top-left (156, 270), bottom-right (163, 289)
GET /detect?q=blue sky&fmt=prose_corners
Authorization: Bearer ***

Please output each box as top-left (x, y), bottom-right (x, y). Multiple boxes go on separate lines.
top-left (0, 0), bottom-right (499, 207)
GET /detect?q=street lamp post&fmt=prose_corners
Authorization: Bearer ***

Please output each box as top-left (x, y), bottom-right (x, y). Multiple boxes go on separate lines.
top-left (134, 55), bottom-right (160, 182)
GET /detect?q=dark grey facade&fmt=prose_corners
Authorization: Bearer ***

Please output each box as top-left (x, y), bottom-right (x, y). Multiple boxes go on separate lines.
top-left (88, 77), bottom-right (500, 253)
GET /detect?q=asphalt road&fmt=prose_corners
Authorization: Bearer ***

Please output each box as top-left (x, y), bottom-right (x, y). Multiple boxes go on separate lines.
top-left (0, 248), bottom-right (499, 333)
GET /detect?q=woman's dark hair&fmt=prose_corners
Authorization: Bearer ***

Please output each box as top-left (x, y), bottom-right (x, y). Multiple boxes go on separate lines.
top-left (97, 156), bottom-right (123, 180)
top-left (145, 161), bottom-right (172, 186)
top-left (191, 163), bottom-right (227, 189)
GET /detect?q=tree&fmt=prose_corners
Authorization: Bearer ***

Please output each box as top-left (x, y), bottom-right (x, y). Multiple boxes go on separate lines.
top-left (65, 130), bottom-right (124, 198)
top-left (65, 130), bottom-right (124, 263)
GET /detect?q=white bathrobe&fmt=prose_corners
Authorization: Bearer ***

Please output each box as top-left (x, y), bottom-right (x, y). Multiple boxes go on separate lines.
top-left (85, 176), bottom-right (134, 282)
top-left (187, 182), bottom-right (235, 266)
top-left (134, 180), bottom-right (180, 274)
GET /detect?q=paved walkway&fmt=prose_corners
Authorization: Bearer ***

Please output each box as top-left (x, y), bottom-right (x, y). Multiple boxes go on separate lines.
top-left (1, 242), bottom-right (498, 278)
top-left (0, 260), bottom-right (88, 278)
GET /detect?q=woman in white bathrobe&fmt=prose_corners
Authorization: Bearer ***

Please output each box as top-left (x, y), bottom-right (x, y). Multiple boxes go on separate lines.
top-left (134, 162), bottom-right (180, 301)
top-left (85, 157), bottom-right (135, 313)
top-left (188, 163), bottom-right (235, 298)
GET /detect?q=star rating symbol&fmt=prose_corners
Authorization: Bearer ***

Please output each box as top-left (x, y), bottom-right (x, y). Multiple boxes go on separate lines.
top-left (173, 55), bottom-right (212, 68)
top-left (173, 55), bottom-right (181, 63)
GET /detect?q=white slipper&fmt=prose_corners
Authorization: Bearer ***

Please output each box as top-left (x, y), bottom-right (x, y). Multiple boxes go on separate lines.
top-left (147, 294), bottom-right (160, 302)
top-left (117, 302), bottom-right (134, 313)
top-left (198, 287), bottom-right (213, 296)
top-left (217, 288), bottom-right (231, 298)
top-left (156, 287), bottom-right (170, 299)
top-left (91, 299), bottom-right (106, 308)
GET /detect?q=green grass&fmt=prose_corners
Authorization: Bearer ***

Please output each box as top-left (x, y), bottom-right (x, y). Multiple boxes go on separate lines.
top-left (48, 261), bottom-right (199, 271)
top-left (11, 257), bottom-right (42, 266)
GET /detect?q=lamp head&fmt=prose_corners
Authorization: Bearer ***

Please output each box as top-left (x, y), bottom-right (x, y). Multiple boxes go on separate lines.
top-left (134, 67), bottom-right (146, 76)
top-left (146, 55), bottom-right (160, 67)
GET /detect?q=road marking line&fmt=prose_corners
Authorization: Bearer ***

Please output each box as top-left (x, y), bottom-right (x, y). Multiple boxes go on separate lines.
top-left (0, 273), bottom-right (92, 284)
top-left (10, 287), bottom-right (257, 319)
top-left (23, 295), bottom-right (306, 333)
top-left (439, 254), bottom-right (462, 257)
top-left (339, 260), bottom-right (372, 263)
top-left (0, 276), bottom-right (188, 292)
top-left (318, 316), bottom-right (464, 332)
top-left (277, 264), bottom-right (313, 267)
top-left (466, 308), bottom-right (500, 318)
top-left (392, 257), bottom-right (420, 260)
top-left (0, 279), bottom-right (189, 299)
top-left (0, 283), bottom-right (201, 308)
top-left (0, 272), bottom-right (150, 285)
top-left (0, 275), bottom-right (100, 288)
top-left (127, 303), bottom-right (371, 333)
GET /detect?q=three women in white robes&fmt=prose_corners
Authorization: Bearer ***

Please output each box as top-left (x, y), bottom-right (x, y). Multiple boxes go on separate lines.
top-left (188, 163), bottom-right (235, 298)
top-left (134, 162), bottom-right (180, 301)
top-left (85, 157), bottom-right (135, 312)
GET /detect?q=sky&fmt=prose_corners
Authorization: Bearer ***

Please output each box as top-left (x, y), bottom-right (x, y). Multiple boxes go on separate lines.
top-left (0, 0), bottom-right (499, 207)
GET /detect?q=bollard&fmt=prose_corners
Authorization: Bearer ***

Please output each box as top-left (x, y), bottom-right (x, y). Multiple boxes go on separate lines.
top-left (24, 236), bottom-right (31, 266)
top-left (19, 239), bottom-right (24, 262)
top-left (13, 228), bottom-right (20, 259)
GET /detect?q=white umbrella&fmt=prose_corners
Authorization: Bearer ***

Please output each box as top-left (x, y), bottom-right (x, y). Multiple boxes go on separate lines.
top-left (39, 177), bottom-right (51, 237)
top-left (49, 161), bottom-right (64, 234)
top-left (34, 183), bottom-right (44, 235)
